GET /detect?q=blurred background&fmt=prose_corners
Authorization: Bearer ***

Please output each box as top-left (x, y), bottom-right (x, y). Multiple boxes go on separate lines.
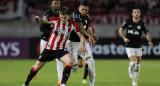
top-left (0, 0), bottom-right (160, 59)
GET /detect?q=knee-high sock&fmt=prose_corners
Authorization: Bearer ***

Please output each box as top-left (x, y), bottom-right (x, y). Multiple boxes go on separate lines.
top-left (25, 66), bottom-right (38, 85)
top-left (133, 64), bottom-right (140, 81)
top-left (56, 59), bottom-right (63, 81)
top-left (86, 58), bottom-right (95, 86)
top-left (61, 65), bottom-right (72, 84)
top-left (128, 61), bottom-right (137, 79)
top-left (83, 63), bottom-right (88, 79)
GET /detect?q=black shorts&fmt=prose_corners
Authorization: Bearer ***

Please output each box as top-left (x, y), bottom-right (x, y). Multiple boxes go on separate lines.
top-left (38, 49), bottom-right (69, 62)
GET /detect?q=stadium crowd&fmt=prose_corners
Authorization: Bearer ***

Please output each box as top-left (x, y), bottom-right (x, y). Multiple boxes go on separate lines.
top-left (24, 0), bottom-right (160, 16)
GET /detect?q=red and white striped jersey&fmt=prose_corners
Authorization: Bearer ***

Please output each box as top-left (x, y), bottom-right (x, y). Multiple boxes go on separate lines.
top-left (45, 17), bottom-right (80, 50)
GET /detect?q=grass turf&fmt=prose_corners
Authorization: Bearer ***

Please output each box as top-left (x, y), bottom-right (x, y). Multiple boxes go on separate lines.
top-left (0, 59), bottom-right (160, 86)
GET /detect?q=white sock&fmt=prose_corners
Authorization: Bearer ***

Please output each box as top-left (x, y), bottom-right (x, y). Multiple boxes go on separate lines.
top-left (86, 58), bottom-right (95, 86)
top-left (56, 59), bottom-right (63, 81)
top-left (133, 64), bottom-right (141, 82)
top-left (128, 61), bottom-right (137, 79)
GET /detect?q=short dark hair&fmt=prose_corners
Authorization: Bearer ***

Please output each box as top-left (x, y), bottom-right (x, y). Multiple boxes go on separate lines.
top-left (59, 7), bottom-right (69, 15)
top-left (80, 0), bottom-right (90, 7)
top-left (52, 0), bottom-right (60, 2)
top-left (132, 8), bottom-right (141, 12)
top-left (51, 0), bottom-right (60, 3)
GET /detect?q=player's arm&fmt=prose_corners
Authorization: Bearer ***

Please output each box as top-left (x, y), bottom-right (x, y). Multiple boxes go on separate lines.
top-left (88, 23), bottom-right (99, 45)
top-left (119, 21), bottom-right (130, 43)
top-left (78, 22), bottom-right (94, 45)
top-left (119, 27), bottom-right (129, 43)
top-left (34, 16), bottom-right (48, 23)
top-left (142, 23), bottom-right (153, 46)
top-left (76, 31), bottom-right (87, 56)
top-left (34, 16), bottom-right (55, 24)
top-left (145, 32), bottom-right (153, 46)
top-left (73, 22), bottom-right (87, 55)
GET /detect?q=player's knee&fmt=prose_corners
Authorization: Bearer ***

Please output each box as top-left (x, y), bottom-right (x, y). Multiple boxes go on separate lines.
top-left (34, 61), bottom-right (45, 71)
top-left (86, 58), bottom-right (95, 65)
top-left (66, 59), bottom-right (73, 66)
top-left (65, 54), bottom-right (73, 66)
top-left (72, 65), bottom-right (78, 72)
top-left (34, 64), bottom-right (41, 71)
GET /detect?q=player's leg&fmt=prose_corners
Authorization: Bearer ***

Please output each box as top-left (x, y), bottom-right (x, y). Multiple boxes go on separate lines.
top-left (78, 56), bottom-right (83, 67)
top-left (82, 61), bottom-right (88, 83)
top-left (78, 56), bottom-right (88, 84)
top-left (132, 48), bottom-right (142, 86)
top-left (85, 57), bottom-right (95, 86)
top-left (33, 39), bottom-right (47, 79)
top-left (67, 41), bottom-right (80, 72)
top-left (56, 58), bottom-right (64, 85)
top-left (22, 49), bottom-right (56, 86)
top-left (22, 60), bottom-right (47, 86)
top-left (80, 42), bottom-right (95, 86)
top-left (126, 48), bottom-right (137, 79)
top-left (60, 53), bottom-right (73, 85)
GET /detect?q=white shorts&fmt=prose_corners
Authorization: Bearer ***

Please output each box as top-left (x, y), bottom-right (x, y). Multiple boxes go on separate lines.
top-left (125, 48), bottom-right (142, 58)
top-left (40, 39), bottom-right (47, 53)
top-left (67, 41), bottom-right (93, 65)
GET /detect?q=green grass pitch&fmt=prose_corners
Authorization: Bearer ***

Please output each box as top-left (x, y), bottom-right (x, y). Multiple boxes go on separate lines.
top-left (0, 59), bottom-right (160, 86)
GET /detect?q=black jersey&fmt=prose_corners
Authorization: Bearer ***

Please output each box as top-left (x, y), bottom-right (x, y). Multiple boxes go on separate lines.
top-left (69, 10), bottom-right (90, 42)
top-left (121, 19), bottom-right (149, 48)
top-left (40, 10), bottom-right (59, 41)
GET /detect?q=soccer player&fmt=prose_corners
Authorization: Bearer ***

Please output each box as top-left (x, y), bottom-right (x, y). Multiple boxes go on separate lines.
top-left (67, 1), bottom-right (98, 86)
top-left (119, 8), bottom-right (153, 86)
top-left (36, 0), bottom-right (64, 84)
top-left (22, 7), bottom-right (87, 86)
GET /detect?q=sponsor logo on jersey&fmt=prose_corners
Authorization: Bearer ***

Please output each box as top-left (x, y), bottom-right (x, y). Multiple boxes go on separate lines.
top-left (85, 20), bottom-right (88, 24)
top-left (83, 25), bottom-right (87, 29)
top-left (128, 25), bottom-right (132, 27)
top-left (128, 30), bottom-right (139, 35)
top-left (57, 29), bottom-right (69, 35)
top-left (137, 26), bottom-right (141, 30)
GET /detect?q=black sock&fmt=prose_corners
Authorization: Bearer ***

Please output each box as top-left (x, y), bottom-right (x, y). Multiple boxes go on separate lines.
top-left (61, 65), bottom-right (72, 84)
top-left (25, 66), bottom-right (38, 85)
top-left (83, 63), bottom-right (88, 79)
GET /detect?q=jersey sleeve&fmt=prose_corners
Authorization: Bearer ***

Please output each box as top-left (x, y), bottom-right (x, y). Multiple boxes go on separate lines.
top-left (71, 21), bottom-right (80, 32)
top-left (88, 23), bottom-right (95, 34)
top-left (121, 20), bottom-right (128, 29)
top-left (142, 23), bottom-right (149, 33)
top-left (48, 17), bottom-right (60, 24)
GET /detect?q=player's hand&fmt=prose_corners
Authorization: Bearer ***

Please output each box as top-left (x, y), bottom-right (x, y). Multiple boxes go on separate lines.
top-left (88, 34), bottom-right (94, 46)
top-left (124, 38), bottom-right (130, 43)
top-left (92, 40), bottom-right (97, 46)
top-left (148, 41), bottom-right (153, 46)
top-left (34, 16), bottom-right (40, 23)
top-left (80, 46), bottom-right (88, 56)
top-left (94, 35), bottom-right (99, 41)
top-left (91, 35), bottom-right (99, 46)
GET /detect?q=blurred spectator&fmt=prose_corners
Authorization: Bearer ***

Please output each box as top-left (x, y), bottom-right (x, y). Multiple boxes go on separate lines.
top-left (21, 0), bottom-right (160, 22)
top-left (136, 0), bottom-right (148, 13)
top-left (125, 0), bottom-right (136, 12)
